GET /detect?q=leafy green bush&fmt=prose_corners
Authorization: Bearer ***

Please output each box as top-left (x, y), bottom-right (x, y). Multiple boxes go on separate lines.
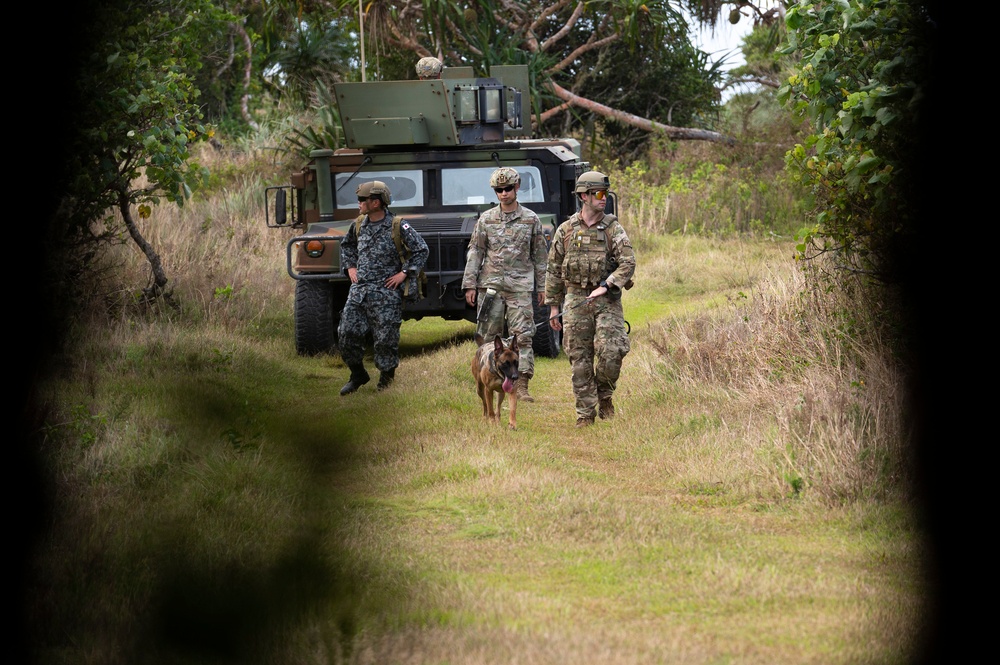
top-left (779, 0), bottom-right (930, 278)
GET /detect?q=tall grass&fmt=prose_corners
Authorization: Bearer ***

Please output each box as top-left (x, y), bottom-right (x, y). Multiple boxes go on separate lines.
top-left (640, 248), bottom-right (907, 503)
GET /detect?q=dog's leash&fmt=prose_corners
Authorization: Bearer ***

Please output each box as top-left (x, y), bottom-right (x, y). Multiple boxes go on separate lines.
top-left (534, 297), bottom-right (630, 334)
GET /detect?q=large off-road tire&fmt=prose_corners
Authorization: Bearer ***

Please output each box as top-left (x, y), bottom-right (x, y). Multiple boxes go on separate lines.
top-left (532, 299), bottom-right (560, 358)
top-left (294, 280), bottom-right (337, 355)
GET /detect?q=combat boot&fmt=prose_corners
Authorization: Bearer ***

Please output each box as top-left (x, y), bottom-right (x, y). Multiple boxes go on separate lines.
top-left (575, 416), bottom-right (595, 428)
top-left (377, 368), bottom-right (395, 391)
top-left (599, 397), bottom-right (615, 420)
top-left (516, 374), bottom-right (534, 402)
top-left (339, 365), bottom-right (370, 396)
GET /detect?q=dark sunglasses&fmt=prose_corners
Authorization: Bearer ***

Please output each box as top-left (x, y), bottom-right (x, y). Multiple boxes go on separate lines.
top-left (357, 197), bottom-right (371, 203)
top-left (493, 185), bottom-right (515, 193)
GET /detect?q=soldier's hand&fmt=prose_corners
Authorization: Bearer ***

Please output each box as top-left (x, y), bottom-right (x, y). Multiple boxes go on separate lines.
top-left (549, 305), bottom-right (562, 332)
top-left (347, 267), bottom-right (358, 283)
top-left (465, 289), bottom-right (477, 307)
top-left (537, 291), bottom-right (545, 306)
top-left (586, 285), bottom-right (608, 301)
top-left (385, 271), bottom-right (406, 289)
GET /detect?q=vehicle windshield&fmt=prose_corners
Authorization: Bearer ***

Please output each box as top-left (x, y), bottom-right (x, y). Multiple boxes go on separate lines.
top-left (441, 166), bottom-right (544, 205)
top-left (335, 170), bottom-right (424, 208)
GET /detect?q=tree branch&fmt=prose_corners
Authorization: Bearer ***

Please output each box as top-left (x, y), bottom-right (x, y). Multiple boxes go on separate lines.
top-left (234, 21), bottom-right (258, 131)
top-left (549, 34), bottom-right (620, 73)
top-left (536, 101), bottom-right (572, 125)
top-left (540, 1), bottom-right (584, 52)
top-left (723, 75), bottom-right (781, 90)
top-left (546, 81), bottom-right (736, 144)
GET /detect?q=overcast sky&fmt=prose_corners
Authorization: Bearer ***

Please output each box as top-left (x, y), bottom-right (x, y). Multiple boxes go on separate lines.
top-left (692, 15), bottom-right (753, 73)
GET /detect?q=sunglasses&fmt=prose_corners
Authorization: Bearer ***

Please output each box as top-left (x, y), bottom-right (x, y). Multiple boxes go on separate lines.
top-left (357, 197), bottom-right (371, 203)
top-left (493, 185), bottom-right (515, 193)
top-left (590, 190), bottom-right (607, 200)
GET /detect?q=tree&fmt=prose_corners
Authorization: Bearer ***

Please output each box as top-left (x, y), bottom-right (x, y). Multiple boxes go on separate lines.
top-left (61, 0), bottom-right (225, 303)
top-left (778, 0), bottom-right (930, 280)
top-left (337, 0), bottom-right (739, 149)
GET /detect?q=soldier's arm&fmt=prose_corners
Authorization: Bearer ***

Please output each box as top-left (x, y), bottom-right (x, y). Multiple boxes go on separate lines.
top-left (544, 224), bottom-right (567, 306)
top-left (606, 223), bottom-right (636, 289)
top-left (341, 223), bottom-right (359, 274)
top-left (461, 218), bottom-right (487, 290)
top-left (401, 222), bottom-right (429, 272)
top-left (531, 215), bottom-right (547, 293)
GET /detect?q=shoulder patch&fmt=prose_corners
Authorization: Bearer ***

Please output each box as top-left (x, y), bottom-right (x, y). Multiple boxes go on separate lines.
top-left (402, 222), bottom-right (411, 230)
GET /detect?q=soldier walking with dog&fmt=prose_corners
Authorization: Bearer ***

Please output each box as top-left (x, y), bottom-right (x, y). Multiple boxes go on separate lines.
top-left (545, 171), bottom-right (635, 427)
top-left (339, 180), bottom-right (429, 395)
top-left (462, 167), bottom-right (547, 402)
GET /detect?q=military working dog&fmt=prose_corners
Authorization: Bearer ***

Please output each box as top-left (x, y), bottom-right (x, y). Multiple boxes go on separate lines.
top-left (472, 334), bottom-right (520, 430)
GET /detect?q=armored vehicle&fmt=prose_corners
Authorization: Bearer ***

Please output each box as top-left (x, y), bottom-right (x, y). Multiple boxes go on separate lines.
top-left (265, 65), bottom-right (608, 357)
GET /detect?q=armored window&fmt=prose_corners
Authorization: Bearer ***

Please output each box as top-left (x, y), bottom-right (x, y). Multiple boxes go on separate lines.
top-left (441, 166), bottom-right (544, 205)
top-left (334, 170), bottom-right (424, 209)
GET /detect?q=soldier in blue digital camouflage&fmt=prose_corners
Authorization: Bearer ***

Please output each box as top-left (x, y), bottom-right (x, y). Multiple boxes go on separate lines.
top-left (338, 180), bottom-right (429, 395)
top-left (462, 167), bottom-right (547, 401)
top-left (545, 171), bottom-right (636, 427)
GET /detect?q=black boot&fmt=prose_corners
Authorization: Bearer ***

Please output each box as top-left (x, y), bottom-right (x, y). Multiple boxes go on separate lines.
top-left (377, 368), bottom-right (395, 391)
top-left (340, 365), bottom-right (370, 396)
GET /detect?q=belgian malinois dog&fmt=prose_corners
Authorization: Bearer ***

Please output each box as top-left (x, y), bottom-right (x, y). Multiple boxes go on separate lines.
top-left (472, 334), bottom-right (519, 430)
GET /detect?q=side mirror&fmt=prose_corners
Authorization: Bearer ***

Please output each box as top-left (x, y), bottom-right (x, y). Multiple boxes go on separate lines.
top-left (275, 189), bottom-right (287, 225)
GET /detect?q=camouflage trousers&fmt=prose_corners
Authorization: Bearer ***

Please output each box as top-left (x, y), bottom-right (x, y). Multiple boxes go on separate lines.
top-left (338, 284), bottom-right (403, 372)
top-left (476, 289), bottom-right (535, 375)
top-left (561, 292), bottom-right (630, 420)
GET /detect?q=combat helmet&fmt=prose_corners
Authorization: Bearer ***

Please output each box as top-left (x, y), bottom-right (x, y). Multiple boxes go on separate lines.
top-left (490, 167), bottom-right (520, 188)
top-left (574, 170), bottom-right (610, 194)
top-left (356, 180), bottom-right (392, 207)
top-left (415, 56), bottom-right (443, 79)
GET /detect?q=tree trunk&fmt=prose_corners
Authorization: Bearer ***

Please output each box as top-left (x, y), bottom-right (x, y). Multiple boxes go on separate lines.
top-left (234, 21), bottom-right (259, 131)
top-left (117, 187), bottom-right (174, 307)
top-left (546, 82), bottom-right (736, 145)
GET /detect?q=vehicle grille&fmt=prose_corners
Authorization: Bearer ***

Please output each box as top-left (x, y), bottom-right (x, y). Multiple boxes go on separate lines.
top-left (422, 233), bottom-right (470, 273)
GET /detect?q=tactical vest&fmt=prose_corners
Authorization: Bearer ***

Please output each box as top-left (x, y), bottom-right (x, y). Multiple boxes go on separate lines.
top-left (562, 214), bottom-right (620, 288)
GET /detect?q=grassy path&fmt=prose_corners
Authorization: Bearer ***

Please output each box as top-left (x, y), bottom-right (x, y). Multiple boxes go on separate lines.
top-left (283, 236), bottom-right (921, 663)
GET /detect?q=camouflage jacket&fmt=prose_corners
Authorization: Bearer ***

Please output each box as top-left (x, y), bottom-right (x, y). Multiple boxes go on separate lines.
top-left (544, 212), bottom-right (635, 305)
top-left (462, 203), bottom-right (547, 293)
top-left (341, 211), bottom-right (429, 290)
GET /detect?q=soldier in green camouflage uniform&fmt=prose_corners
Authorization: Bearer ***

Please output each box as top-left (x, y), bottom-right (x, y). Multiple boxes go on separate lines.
top-left (339, 181), bottom-right (429, 395)
top-left (545, 171), bottom-right (635, 427)
top-left (462, 167), bottom-right (547, 401)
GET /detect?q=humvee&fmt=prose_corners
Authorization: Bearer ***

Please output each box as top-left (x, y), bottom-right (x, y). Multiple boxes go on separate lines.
top-left (265, 65), bottom-right (612, 357)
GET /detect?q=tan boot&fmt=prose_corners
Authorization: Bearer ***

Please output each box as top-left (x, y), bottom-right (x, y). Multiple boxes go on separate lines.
top-left (516, 375), bottom-right (534, 402)
top-left (599, 397), bottom-right (615, 420)
top-left (575, 416), bottom-right (595, 428)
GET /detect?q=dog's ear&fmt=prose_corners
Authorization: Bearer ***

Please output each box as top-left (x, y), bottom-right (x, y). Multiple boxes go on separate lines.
top-left (509, 335), bottom-right (519, 353)
top-left (494, 335), bottom-right (504, 356)
top-left (475, 333), bottom-right (484, 346)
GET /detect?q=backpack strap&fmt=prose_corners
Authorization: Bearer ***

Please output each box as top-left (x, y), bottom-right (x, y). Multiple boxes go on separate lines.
top-left (391, 216), bottom-right (426, 299)
top-left (391, 215), bottom-right (406, 264)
